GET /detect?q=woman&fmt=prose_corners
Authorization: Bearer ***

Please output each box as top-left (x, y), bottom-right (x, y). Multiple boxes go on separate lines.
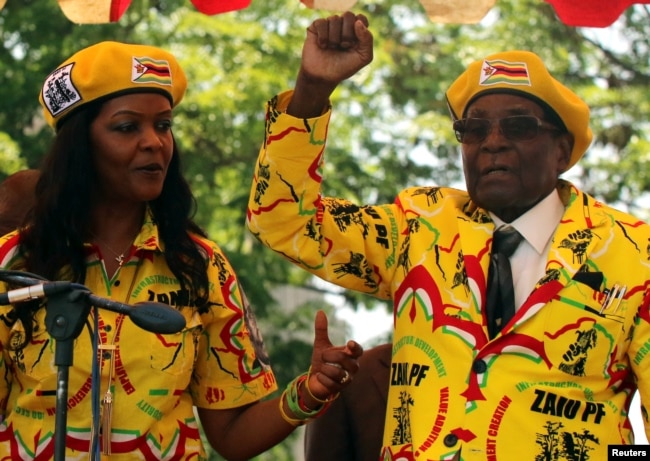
top-left (0, 41), bottom-right (361, 461)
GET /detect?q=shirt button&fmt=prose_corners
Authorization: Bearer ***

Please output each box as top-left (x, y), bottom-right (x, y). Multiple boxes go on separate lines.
top-left (443, 433), bottom-right (458, 447)
top-left (114, 280), bottom-right (121, 287)
top-left (472, 359), bottom-right (487, 374)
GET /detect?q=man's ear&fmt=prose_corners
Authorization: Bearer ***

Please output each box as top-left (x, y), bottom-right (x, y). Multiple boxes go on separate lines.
top-left (556, 132), bottom-right (574, 173)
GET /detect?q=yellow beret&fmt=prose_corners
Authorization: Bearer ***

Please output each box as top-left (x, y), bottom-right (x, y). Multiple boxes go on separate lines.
top-left (446, 50), bottom-right (592, 171)
top-left (39, 41), bottom-right (187, 130)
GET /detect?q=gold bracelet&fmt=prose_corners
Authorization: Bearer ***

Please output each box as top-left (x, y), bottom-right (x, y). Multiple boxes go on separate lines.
top-left (305, 367), bottom-right (340, 404)
top-left (278, 389), bottom-right (305, 427)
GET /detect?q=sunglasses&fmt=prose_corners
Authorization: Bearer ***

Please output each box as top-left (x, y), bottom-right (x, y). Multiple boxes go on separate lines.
top-left (453, 115), bottom-right (560, 144)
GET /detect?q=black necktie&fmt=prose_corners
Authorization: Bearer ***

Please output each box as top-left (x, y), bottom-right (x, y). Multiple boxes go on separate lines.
top-left (486, 225), bottom-right (523, 339)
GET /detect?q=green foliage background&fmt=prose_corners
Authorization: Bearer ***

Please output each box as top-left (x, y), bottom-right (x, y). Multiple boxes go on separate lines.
top-left (1, 0), bottom-right (648, 458)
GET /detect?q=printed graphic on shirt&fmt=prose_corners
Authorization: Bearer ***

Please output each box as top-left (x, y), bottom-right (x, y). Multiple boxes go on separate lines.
top-left (558, 327), bottom-right (597, 376)
top-left (391, 390), bottom-right (414, 446)
top-left (534, 420), bottom-right (601, 460)
top-left (411, 187), bottom-right (443, 206)
top-left (332, 251), bottom-right (376, 289)
top-left (485, 395), bottom-right (512, 459)
top-left (530, 389), bottom-right (607, 424)
top-left (396, 219), bottom-right (417, 276)
top-left (452, 251), bottom-right (469, 294)
top-left (557, 229), bottom-right (594, 264)
top-left (390, 335), bottom-right (452, 455)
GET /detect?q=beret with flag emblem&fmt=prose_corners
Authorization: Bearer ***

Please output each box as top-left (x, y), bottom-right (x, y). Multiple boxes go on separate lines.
top-left (39, 41), bottom-right (187, 131)
top-left (446, 50), bottom-right (592, 171)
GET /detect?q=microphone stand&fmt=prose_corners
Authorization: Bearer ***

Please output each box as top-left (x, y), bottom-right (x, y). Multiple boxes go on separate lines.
top-left (0, 271), bottom-right (186, 461)
top-left (43, 286), bottom-right (92, 461)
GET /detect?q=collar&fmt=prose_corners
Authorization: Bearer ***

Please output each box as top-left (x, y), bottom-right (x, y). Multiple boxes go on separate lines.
top-left (134, 206), bottom-right (163, 252)
top-left (490, 189), bottom-right (565, 255)
top-left (84, 206), bottom-right (162, 254)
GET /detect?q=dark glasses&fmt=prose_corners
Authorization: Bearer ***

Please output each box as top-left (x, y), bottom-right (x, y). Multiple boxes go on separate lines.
top-left (453, 115), bottom-right (560, 144)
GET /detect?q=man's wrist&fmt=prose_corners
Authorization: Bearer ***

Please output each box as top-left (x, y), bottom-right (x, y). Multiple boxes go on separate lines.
top-left (286, 72), bottom-right (335, 118)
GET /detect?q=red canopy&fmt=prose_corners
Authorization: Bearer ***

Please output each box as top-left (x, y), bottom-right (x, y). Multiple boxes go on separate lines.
top-left (545, 0), bottom-right (649, 27)
top-left (190, 0), bottom-right (251, 15)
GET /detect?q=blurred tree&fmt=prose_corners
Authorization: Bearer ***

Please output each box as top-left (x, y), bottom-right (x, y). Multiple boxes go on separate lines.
top-left (1, 0), bottom-right (649, 458)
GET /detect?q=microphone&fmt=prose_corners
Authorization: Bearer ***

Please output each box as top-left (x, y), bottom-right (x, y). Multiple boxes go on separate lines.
top-left (0, 281), bottom-right (73, 305)
top-left (86, 294), bottom-right (186, 334)
top-left (0, 271), bottom-right (48, 287)
top-left (0, 271), bottom-right (186, 334)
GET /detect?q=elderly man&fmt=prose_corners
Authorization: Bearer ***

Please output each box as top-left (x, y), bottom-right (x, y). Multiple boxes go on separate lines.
top-left (247, 12), bottom-right (650, 460)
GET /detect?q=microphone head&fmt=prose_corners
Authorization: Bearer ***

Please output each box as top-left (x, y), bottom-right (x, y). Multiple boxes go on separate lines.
top-left (130, 302), bottom-right (186, 334)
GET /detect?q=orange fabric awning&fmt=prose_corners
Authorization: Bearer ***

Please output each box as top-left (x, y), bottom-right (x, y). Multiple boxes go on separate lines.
top-left (300, 0), bottom-right (358, 10)
top-left (55, 0), bottom-right (251, 23)
top-left (417, 0), bottom-right (496, 24)
top-left (301, 0), bottom-right (648, 27)
top-left (56, 0), bottom-right (131, 23)
top-left (0, 1), bottom-right (646, 26)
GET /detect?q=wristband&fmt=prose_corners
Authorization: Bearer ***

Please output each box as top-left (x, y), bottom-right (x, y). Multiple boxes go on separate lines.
top-left (305, 366), bottom-right (340, 404)
top-left (278, 389), bottom-right (305, 427)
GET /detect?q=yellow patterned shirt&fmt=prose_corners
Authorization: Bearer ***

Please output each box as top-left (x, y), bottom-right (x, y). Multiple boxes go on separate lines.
top-left (247, 90), bottom-right (650, 460)
top-left (0, 209), bottom-right (276, 460)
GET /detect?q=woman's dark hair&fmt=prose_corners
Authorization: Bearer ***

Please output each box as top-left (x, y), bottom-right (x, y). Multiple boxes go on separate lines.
top-left (12, 99), bottom-right (210, 348)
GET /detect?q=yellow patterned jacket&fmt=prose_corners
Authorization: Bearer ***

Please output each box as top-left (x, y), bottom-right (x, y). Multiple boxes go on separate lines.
top-left (247, 91), bottom-right (650, 461)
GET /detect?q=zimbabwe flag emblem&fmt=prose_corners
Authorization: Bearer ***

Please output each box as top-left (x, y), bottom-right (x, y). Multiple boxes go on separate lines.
top-left (479, 59), bottom-right (531, 87)
top-left (131, 56), bottom-right (172, 86)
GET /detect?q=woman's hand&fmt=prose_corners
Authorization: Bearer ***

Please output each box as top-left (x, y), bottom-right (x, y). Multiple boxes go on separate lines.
top-left (304, 310), bottom-right (363, 404)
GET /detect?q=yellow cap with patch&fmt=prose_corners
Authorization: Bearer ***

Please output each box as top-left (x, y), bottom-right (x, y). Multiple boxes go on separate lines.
top-left (446, 50), bottom-right (592, 171)
top-left (39, 41), bottom-right (187, 130)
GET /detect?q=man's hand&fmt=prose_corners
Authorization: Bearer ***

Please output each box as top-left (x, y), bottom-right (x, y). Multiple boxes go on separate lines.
top-left (288, 11), bottom-right (374, 118)
top-left (301, 11), bottom-right (374, 85)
